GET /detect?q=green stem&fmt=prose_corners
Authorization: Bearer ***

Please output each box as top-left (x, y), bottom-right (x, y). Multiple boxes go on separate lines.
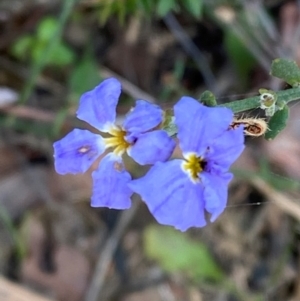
top-left (20, 0), bottom-right (79, 103)
top-left (164, 87), bottom-right (300, 137)
top-left (220, 87), bottom-right (300, 113)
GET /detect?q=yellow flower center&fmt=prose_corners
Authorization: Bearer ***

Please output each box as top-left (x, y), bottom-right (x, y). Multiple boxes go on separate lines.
top-left (181, 153), bottom-right (205, 183)
top-left (103, 126), bottom-right (130, 156)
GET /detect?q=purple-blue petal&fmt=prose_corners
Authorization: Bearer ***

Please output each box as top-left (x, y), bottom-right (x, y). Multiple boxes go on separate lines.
top-left (91, 153), bottom-right (132, 209)
top-left (205, 127), bottom-right (245, 174)
top-left (127, 130), bottom-right (175, 165)
top-left (53, 129), bottom-right (105, 174)
top-left (123, 100), bottom-right (163, 133)
top-left (174, 97), bottom-right (233, 155)
top-left (128, 160), bottom-right (207, 231)
top-left (202, 172), bottom-right (233, 222)
top-left (76, 78), bottom-right (121, 132)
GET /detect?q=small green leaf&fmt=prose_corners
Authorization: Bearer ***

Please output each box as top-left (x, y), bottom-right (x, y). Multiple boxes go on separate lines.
top-left (265, 105), bottom-right (289, 140)
top-left (116, 0), bottom-right (126, 24)
top-left (36, 17), bottom-right (59, 42)
top-left (140, 0), bottom-right (153, 13)
top-left (224, 30), bottom-right (256, 83)
top-left (258, 159), bottom-right (300, 191)
top-left (125, 0), bottom-right (138, 14)
top-left (157, 0), bottom-right (175, 17)
top-left (200, 90), bottom-right (217, 107)
top-left (270, 58), bottom-right (300, 87)
top-left (144, 225), bottom-right (224, 282)
top-left (49, 43), bottom-right (75, 65)
top-left (69, 54), bottom-right (101, 99)
top-left (31, 41), bottom-right (74, 66)
top-left (182, 0), bottom-right (203, 18)
top-left (11, 35), bottom-right (33, 60)
top-left (99, 0), bottom-right (114, 25)
top-left (52, 108), bottom-right (68, 137)
top-left (31, 41), bottom-right (46, 64)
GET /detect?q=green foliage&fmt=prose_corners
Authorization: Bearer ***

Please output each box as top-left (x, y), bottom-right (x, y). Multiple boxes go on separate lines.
top-left (140, 0), bottom-right (152, 13)
top-left (259, 159), bottom-right (300, 191)
top-left (99, 0), bottom-right (145, 24)
top-left (144, 225), bottom-right (224, 282)
top-left (157, 0), bottom-right (177, 17)
top-left (11, 17), bottom-right (75, 67)
top-left (224, 30), bottom-right (256, 83)
top-left (51, 51), bottom-right (101, 138)
top-left (265, 105), bottom-right (289, 140)
top-left (0, 205), bottom-right (26, 259)
top-left (182, 0), bottom-right (203, 18)
top-left (233, 159), bottom-right (300, 192)
top-left (36, 18), bottom-right (59, 41)
top-left (69, 53), bottom-right (101, 100)
top-left (11, 35), bottom-right (33, 60)
top-left (160, 58), bottom-right (187, 101)
top-left (98, 0), bottom-right (202, 24)
top-left (270, 58), bottom-right (300, 87)
top-left (52, 108), bottom-right (69, 138)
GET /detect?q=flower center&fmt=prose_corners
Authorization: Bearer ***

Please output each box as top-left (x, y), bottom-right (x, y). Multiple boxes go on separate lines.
top-left (182, 153), bottom-right (206, 183)
top-left (103, 126), bottom-right (130, 156)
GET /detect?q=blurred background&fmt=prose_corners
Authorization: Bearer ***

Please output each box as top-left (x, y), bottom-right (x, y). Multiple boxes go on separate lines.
top-left (1, 0), bottom-right (300, 300)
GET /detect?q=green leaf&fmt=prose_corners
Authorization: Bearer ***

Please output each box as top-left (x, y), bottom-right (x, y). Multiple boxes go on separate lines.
top-left (126, 0), bottom-right (139, 13)
top-left (31, 41), bottom-right (74, 66)
top-left (49, 43), bottom-right (75, 65)
top-left (157, 0), bottom-right (176, 17)
top-left (116, 0), bottom-right (126, 24)
top-left (224, 30), bottom-right (256, 83)
top-left (31, 41), bottom-right (46, 64)
top-left (11, 35), bottom-right (33, 60)
top-left (52, 108), bottom-right (68, 137)
top-left (140, 0), bottom-right (153, 13)
top-left (0, 204), bottom-right (27, 260)
top-left (69, 54), bottom-right (101, 99)
top-left (270, 58), bottom-right (300, 87)
top-left (99, 0), bottom-right (114, 25)
top-left (144, 225), bottom-right (224, 282)
top-left (258, 159), bottom-right (300, 191)
top-left (182, 0), bottom-right (203, 18)
top-left (36, 17), bottom-right (59, 42)
top-left (265, 105), bottom-right (289, 140)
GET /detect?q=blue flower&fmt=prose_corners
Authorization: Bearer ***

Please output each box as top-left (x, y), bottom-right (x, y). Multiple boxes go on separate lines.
top-left (128, 97), bottom-right (245, 231)
top-left (53, 78), bottom-right (175, 209)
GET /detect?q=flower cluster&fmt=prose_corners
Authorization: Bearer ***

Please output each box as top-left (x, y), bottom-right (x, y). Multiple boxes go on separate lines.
top-left (53, 78), bottom-right (245, 231)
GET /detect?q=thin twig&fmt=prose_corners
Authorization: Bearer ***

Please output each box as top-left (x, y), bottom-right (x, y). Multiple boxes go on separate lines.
top-left (84, 199), bottom-right (140, 301)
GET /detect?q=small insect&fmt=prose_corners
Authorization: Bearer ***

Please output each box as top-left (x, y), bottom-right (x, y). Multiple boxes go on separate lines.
top-left (229, 117), bottom-right (268, 137)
